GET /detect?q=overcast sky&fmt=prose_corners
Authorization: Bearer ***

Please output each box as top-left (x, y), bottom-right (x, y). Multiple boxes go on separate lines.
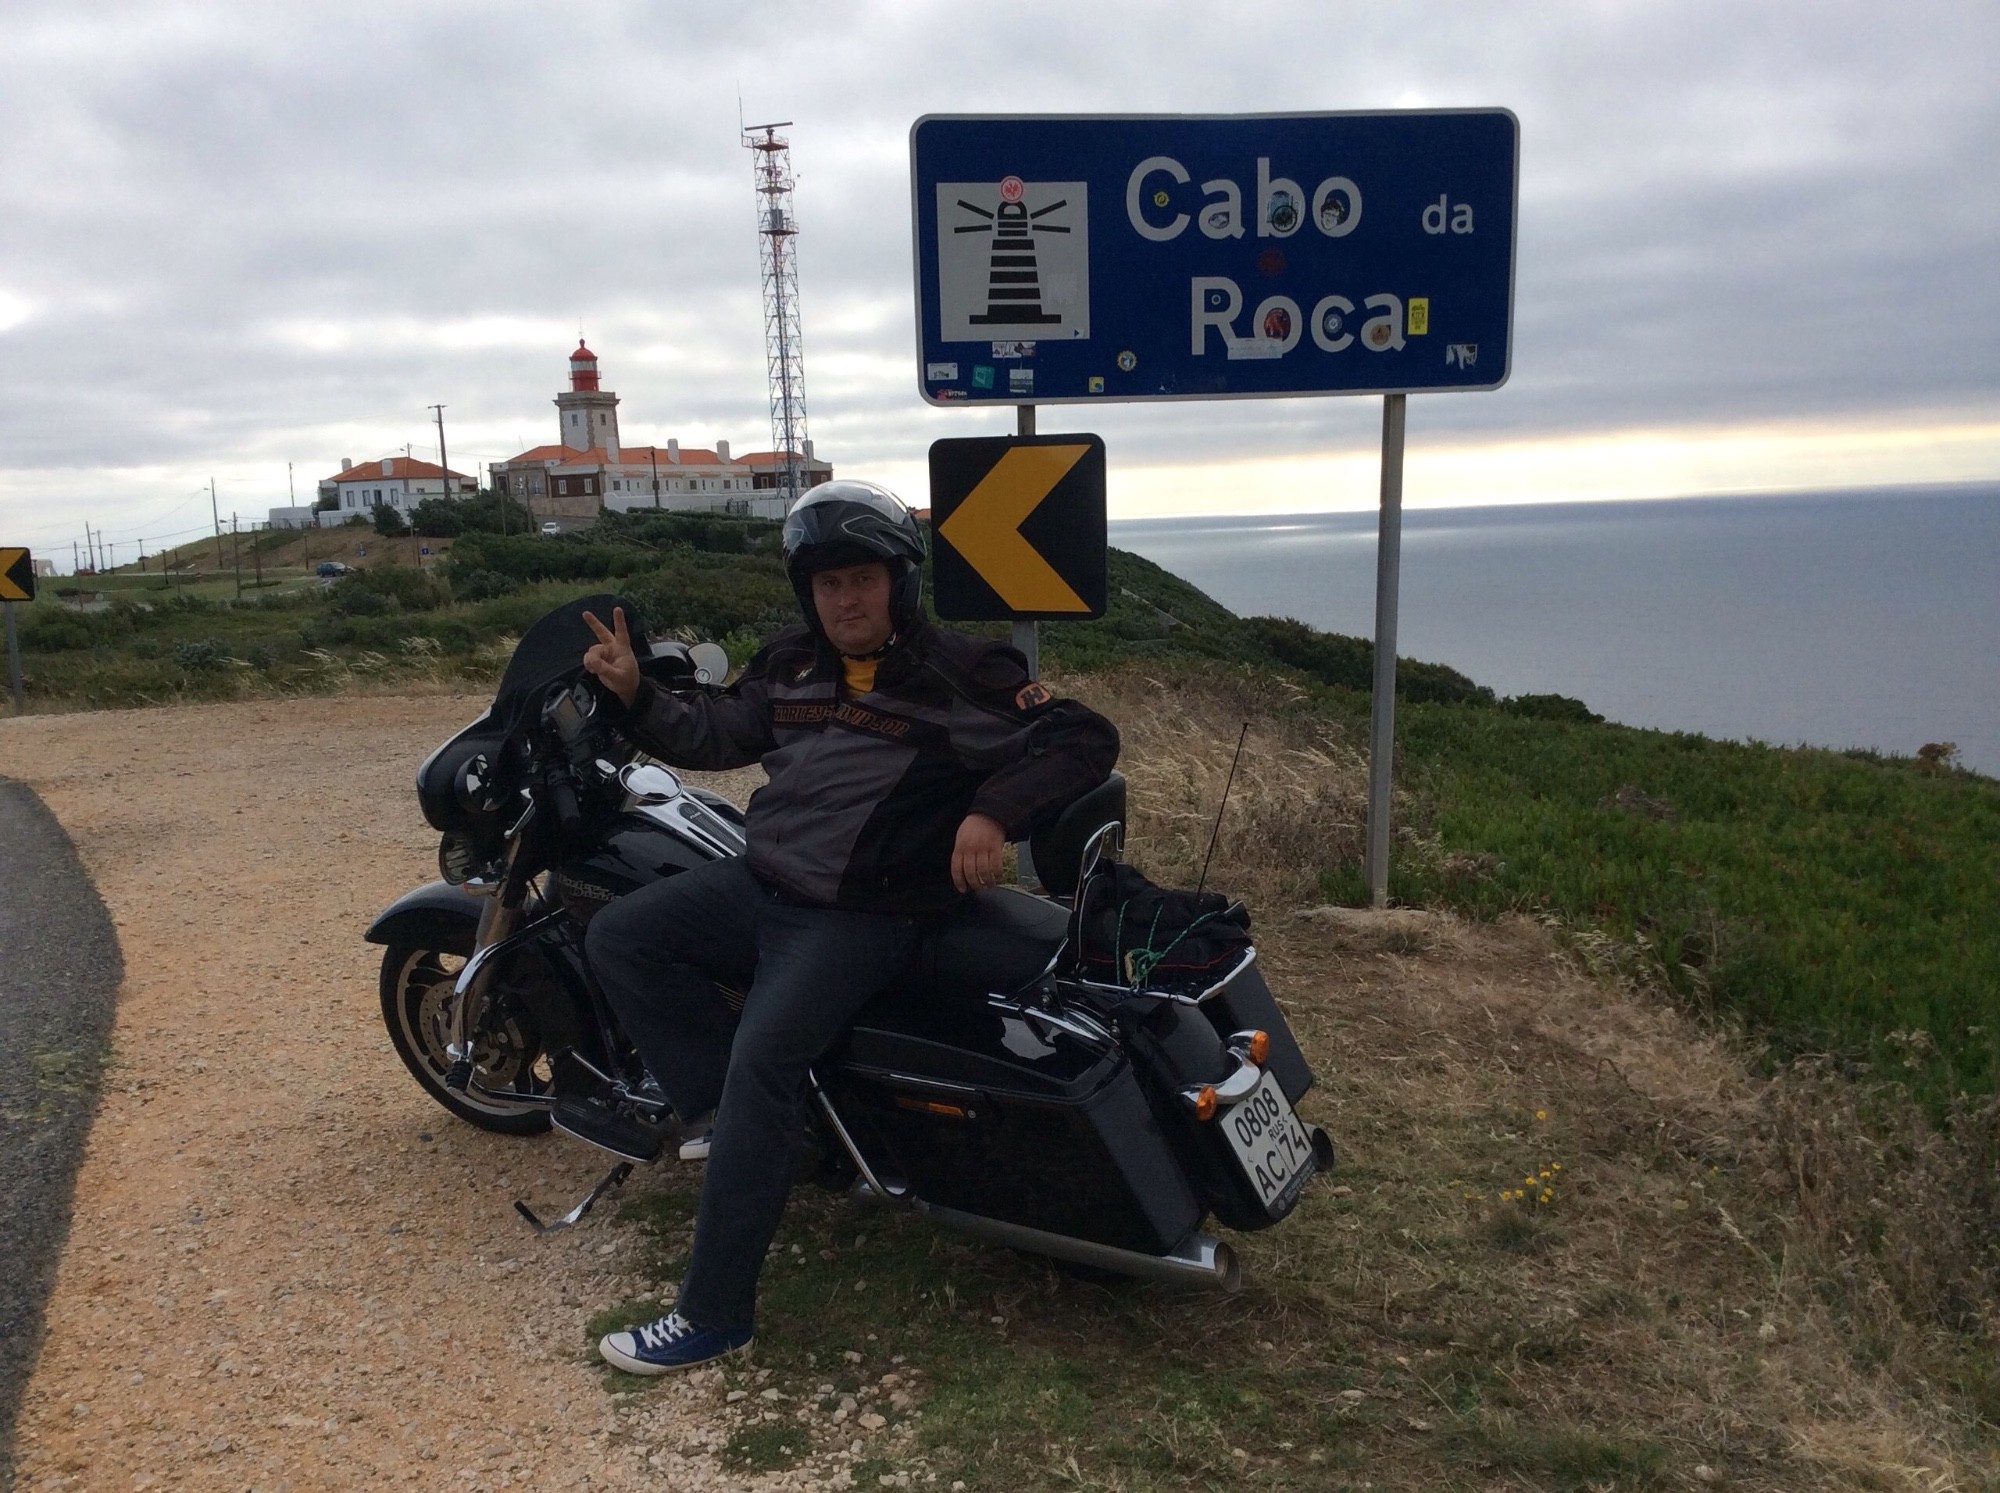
top-left (2, 0), bottom-right (1994, 563)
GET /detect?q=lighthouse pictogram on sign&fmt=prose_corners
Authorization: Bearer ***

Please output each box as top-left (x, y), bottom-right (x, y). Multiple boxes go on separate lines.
top-left (935, 177), bottom-right (1090, 342)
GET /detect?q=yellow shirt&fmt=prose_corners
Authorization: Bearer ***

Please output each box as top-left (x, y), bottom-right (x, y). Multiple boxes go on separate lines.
top-left (840, 655), bottom-right (879, 695)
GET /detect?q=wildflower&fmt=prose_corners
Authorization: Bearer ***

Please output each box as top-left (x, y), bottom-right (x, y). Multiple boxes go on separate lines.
top-left (1535, 1110), bottom-right (1547, 1121)
top-left (1551, 1163), bottom-right (1562, 1172)
top-left (1539, 1169), bottom-right (1551, 1180)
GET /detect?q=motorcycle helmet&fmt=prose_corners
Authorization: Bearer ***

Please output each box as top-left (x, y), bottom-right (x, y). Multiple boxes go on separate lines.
top-left (781, 480), bottom-right (926, 641)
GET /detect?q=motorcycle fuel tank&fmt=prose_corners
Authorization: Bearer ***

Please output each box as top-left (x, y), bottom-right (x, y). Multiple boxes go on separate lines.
top-left (551, 812), bottom-right (717, 927)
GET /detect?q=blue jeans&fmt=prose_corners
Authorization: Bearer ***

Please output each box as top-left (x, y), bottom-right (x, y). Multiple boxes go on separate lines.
top-left (584, 857), bottom-right (917, 1330)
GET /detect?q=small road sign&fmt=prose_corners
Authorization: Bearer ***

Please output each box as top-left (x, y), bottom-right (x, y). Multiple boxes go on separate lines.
top-left (0, 548), bottom-right (35, 602)
top-left (911, 111), bottom-right (1517, 405)
top-left (929, 435), bottom-right (1107, 622)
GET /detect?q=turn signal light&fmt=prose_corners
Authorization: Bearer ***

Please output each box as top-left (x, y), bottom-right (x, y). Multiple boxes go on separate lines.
top-left (1192, 1084), bottom-right (1217, 1122)
top-left (1246, 1030), bottom-right (1270, 1066)
top-left (894, 1096), bottom-right (969, 1119)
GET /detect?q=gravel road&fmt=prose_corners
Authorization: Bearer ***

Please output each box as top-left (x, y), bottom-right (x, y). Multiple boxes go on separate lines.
top-left (0, 695), bottom-right (824, 1492)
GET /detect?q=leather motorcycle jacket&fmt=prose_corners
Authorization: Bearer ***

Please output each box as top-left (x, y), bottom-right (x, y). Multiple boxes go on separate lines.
top-left (613, 616), bottom-right (1119, 913)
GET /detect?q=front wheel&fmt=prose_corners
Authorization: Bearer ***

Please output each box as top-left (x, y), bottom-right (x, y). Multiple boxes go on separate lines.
top-left (379, 943), bottom-right (553, 1135)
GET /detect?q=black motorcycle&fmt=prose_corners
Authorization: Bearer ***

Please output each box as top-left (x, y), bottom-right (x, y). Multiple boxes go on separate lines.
top-left (368, 594), bottom-right (1333, 1287)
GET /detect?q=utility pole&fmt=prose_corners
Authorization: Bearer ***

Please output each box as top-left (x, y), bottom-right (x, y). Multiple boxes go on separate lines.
top-left (252, 519), bottom-right (263, 590)
top-left (210, 479), bottom-right (225, 571)
top-left (231, 513), bottom-right (243, 601)
top-left (428, 403), bottom-right (450, 550)
top-left (650, 447), bottom-right (661, 509)
top-left (71, 540), bottom-right (79, 576)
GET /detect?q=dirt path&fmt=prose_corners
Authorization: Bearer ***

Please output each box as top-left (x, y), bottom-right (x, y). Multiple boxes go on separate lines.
top-left (0, 696), bottom-right (793, 1492)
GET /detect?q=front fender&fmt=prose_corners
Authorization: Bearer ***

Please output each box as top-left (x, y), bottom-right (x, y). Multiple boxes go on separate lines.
top-left (365, 879), bottom-right (488, 954)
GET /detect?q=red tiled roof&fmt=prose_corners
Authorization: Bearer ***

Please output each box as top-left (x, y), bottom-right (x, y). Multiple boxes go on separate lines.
top-left (496, 444), bottom-right (744, 469)
top-left (324, 457), bottom-right (473, 484)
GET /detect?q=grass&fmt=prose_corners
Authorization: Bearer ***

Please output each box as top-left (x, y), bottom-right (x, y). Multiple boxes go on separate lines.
top-left (1385, 699), bottom-right (2000, 1109)
top-left (583, 900), bottom-right (1997, 1490)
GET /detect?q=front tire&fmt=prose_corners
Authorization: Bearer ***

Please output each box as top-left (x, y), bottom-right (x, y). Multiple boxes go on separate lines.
top-left (379, 943), bottom-right (553, 1135)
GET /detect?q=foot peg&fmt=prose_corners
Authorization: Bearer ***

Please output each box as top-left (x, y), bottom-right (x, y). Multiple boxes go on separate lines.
top-left (551, 1098), bottom-right (665, 1163)
top-left (515, 1160), bottom-right (633, 1234)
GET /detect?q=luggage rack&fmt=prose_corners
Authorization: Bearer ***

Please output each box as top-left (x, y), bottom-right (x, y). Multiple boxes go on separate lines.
top-left (1062, 946), bottom-right (1260, 1008)
top-left (1056, 819), bottom-right (1260, 1007)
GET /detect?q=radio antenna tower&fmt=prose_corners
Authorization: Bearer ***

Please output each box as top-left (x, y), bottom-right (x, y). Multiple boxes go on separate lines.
top-left (744, 121), bottom-right (808, 508)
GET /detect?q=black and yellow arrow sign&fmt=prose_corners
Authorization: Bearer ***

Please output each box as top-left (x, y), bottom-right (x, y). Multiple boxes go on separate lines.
top-left (0, 548), bottom-right (34, 603)
top-left (929, 435), bottom-right (1106, 622)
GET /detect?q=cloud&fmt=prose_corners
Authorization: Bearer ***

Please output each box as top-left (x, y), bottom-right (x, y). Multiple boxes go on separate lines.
top-left (0, 0), bottom-right (1993, 550)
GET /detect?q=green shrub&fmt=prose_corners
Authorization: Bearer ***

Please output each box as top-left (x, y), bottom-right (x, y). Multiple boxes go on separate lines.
top-left (329, 566), bottom-right (448, 616)
top-left (1501, 692), bottom-right (1604, 723)
top-left (173, 639), bottom-right (232, 672)
top-left (329, 583), bottom-right (391, 617)
top-left (1244, 615), bottom-right (1495, 704)
top-left (451, 568), bottom-right (518, 603)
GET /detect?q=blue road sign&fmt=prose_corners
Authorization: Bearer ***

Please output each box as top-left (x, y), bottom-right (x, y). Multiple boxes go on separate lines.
top-left (911, 111), bottom-right (1517, 406)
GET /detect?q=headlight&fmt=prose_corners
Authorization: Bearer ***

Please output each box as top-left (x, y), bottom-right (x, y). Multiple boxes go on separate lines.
top-left (438, 831), bottom-right (480, 886)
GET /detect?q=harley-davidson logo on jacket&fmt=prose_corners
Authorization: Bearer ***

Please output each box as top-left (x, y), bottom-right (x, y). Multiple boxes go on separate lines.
top-left (613, 617), bottom-right (1118, 913)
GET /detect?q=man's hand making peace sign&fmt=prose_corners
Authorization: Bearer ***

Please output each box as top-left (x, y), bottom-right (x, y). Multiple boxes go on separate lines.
top-left (581, 607), bottom-right (642, 708)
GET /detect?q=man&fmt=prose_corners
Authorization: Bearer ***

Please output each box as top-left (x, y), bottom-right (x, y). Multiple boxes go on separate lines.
top-left (578, 480), bottom-right (1118, 1374)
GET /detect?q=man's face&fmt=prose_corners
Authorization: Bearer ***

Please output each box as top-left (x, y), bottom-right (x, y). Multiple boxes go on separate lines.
top-left (811, 560), bottom-right (895, 654)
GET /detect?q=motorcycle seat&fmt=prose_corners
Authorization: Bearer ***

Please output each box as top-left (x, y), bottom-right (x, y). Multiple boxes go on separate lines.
top-left (909, 885), bottom-right (1071, 996)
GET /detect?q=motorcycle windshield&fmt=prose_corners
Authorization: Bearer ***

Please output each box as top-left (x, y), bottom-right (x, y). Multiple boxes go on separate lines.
top-left (492, 592), bottom-right (647, 721)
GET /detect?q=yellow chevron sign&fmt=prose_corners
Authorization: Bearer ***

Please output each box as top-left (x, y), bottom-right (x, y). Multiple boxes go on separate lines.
top-left (0, 548), bottom-right (34, 603)
top-left (929, 435), bottom-right (1106, 622)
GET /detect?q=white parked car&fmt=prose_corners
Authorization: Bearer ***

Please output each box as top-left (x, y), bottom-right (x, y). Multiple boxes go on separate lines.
top-left (540, 521), bottom-right (561, 538)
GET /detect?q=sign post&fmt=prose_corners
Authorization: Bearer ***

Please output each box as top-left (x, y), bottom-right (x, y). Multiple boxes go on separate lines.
top-left (1, 547), bottom-right (37, 715)
top-left (1012, 404), bottom-right (1039, 676)
top-left (912, 111), bottom-right (1517, 906)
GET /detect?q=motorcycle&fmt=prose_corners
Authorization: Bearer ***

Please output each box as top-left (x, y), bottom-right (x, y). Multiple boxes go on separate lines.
top-left (367, 593), bottom-right (1334, 1288)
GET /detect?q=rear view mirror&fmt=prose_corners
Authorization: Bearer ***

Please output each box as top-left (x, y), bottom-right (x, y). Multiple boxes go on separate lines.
top-left (687, 642), bottom-right (730, 686)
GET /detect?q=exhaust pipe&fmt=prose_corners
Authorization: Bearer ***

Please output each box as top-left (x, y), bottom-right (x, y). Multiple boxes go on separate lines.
top-left (909, 1199), bottom-right (1241, 1292)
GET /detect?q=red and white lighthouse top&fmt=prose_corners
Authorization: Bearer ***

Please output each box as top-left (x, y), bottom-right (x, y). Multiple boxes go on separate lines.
top-left (569, 340), bottom-right (600, 391)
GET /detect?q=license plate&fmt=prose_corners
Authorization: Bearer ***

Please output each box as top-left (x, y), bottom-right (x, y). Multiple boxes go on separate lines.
top-left (1222, 1070), bottom-right (1316, 1214)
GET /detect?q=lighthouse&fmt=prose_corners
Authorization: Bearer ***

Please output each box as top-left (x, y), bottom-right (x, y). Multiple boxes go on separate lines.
top-left (556, 340), bottom-right (621, 458)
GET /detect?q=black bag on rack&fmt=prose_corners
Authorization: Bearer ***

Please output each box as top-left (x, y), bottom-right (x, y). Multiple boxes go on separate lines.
top-left (1072, 861), bottom-right (1252, 995)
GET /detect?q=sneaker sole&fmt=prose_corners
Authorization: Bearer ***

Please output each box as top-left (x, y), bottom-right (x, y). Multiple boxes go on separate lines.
top-left (597, 1334), bottom-right (752, 1376)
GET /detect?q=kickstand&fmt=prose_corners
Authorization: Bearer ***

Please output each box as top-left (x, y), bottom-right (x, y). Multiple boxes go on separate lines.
top-left (514, 1160), bottom-right (633, 1234)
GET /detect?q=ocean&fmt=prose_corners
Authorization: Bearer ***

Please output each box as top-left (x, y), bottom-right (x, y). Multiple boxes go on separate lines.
top-left (1110, 483), bottom-right (2000, 778)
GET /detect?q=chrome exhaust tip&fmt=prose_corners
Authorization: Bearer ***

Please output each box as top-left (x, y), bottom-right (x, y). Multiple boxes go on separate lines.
top-left (909, 1199), bottom-right (1242, 1292)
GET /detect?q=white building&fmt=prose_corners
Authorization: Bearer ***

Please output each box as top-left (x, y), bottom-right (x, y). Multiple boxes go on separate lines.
top-left (489, 343), bottom-right (831, 524)
top-left (314, 456), bottom-right (478, 525)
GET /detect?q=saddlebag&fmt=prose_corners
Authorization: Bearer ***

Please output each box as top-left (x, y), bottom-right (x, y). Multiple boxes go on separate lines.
top-left (825, 982), bottom-right (1205, 1256)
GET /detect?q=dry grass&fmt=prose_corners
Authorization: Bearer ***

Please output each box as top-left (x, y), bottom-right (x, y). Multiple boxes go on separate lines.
top-left (1033, 663), bottom-right (2000, 1488)
top-left (1066, 665), bottom-right (1369, 907)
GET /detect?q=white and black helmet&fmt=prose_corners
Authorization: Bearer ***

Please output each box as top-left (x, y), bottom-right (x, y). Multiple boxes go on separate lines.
top-left (781, 480), bottom-right (927, 638)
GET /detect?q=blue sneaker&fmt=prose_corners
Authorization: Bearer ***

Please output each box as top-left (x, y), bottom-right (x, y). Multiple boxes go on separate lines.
top-left (598, 1309), bottom-right (752, 1375)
